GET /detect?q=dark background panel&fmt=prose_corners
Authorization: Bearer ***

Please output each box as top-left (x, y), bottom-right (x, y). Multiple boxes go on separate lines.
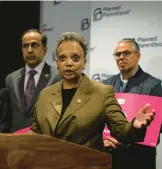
top-left (0, 1), bottom-right (40, 88)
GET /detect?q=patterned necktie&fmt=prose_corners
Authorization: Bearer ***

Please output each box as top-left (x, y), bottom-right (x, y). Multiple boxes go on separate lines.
top-left (24, 69), bottom-right (37, 109)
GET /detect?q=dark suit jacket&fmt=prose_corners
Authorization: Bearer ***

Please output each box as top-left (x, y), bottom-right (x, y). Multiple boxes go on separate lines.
top-left (102, 66), bottom-right (162, 169)
top-left (102, 66), bottom-right (162, 96)
top-left (6, 63), bottom-right (61, 132)
top-left (31, 74), bottom-right (145, 152)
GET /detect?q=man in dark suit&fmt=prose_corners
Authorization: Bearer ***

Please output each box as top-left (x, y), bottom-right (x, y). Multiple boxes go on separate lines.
top-left (102, 38), bottom-right (162, 169)
top-left (6, 29), bottom-right (61, 132)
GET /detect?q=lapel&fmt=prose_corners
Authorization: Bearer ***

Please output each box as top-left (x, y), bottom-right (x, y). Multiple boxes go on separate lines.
top-left (27, 63), bottom-right (51, 111)
top-left (50, 82), bottom-right (62, 116)
top-left (50, 74), bottom-right (93, 128)
top-left (124, 66), bottom-right (144, 93)
top-left (113, 74), bottom-right (121, 93)
top-left (18, 68), bottom-right (27, 114)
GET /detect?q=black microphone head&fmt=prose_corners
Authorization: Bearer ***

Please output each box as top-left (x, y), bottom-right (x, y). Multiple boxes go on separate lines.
top-left (0, 88), bottom-right (9, 101)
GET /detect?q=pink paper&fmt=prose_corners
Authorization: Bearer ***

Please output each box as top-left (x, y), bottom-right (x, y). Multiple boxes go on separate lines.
top-left (14, 126), bottom-right (31, 134)
top-left (103, 93), bottom-right (162, 147)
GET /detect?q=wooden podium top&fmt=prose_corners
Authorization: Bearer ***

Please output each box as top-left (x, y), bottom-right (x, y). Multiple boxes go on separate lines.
top-left (0, 134), bottom-right (112, 169)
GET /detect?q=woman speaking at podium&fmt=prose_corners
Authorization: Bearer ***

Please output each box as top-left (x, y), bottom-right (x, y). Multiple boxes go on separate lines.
top-left (30, 32), bottom-right (154, 152)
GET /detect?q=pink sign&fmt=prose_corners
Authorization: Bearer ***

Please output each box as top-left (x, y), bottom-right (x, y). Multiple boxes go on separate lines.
top-left (14, 126), bottom-right (31, 134)
top-left (103, 93), bottom-right (162, 147)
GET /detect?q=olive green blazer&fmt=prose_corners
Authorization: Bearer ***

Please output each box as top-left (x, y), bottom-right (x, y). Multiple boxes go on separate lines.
top-left (31, 74), bottom-right (144, 152)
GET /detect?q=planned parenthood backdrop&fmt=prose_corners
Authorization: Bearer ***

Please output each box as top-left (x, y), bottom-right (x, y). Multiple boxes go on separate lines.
top-left (40, 2), bottom-right (162, 168)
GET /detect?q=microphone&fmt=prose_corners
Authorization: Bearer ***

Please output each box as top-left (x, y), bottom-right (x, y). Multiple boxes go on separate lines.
top-left (0, 88), bottom-right (9, 102)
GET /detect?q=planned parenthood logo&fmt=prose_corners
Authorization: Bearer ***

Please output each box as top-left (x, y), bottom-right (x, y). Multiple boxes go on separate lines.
top-left (53, 1), bottom-right (62, 6)
top-left (91, 69), bottom-right (113, 82)
top-left (93, 5), bottom-right (131, 22)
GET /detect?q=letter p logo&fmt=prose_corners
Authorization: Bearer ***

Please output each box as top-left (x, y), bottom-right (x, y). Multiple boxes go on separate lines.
top-left (92, 74), bottom-right (101, 82)
top-left (93, 8), bottom-right (102, 22)
top-left (81, 18), bottom-right (90, 31)
top-left (53, 1), bottom-right (61, 5)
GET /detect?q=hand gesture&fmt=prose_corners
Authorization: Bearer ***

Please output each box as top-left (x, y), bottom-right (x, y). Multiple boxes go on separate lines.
top-left (133, 104), bottom-right (155, 129)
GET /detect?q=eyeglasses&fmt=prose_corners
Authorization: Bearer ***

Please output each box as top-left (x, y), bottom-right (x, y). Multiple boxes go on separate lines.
top-left (113, 50), bottom-right (136, 58)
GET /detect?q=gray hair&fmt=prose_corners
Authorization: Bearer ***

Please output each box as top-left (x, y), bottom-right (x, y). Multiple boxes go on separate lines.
top-left (118, 38), bottom-right (140, 52)
top-left (56, 32), bottom-right (88, 58)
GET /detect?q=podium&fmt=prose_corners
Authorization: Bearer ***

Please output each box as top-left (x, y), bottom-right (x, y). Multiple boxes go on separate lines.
top-left (0, 134), bottom-right (112, 169)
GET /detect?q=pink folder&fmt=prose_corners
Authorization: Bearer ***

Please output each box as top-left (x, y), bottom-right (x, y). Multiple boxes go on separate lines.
top-left (14, 126), bottom-right (31, 134)
top-left (103, 93), bottom-right (162, 147)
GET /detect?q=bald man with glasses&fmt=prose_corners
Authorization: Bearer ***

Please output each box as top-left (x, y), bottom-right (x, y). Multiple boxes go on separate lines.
top-left (102, 38), bottom-right (162, 169)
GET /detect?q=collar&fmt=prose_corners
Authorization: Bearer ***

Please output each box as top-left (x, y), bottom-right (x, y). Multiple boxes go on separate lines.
top-left (51, 73), bottom-right (93, 95)
top-left (120, 74), bottom-right (128, 84)
top-left (120, 66), bottom-right (139, 83)
top-left (25, 61), bottom-right (45, 75)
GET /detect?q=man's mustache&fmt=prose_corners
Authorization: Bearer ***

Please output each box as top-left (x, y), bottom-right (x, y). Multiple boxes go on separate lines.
top-left (26, 56), bottom-right (36, 60)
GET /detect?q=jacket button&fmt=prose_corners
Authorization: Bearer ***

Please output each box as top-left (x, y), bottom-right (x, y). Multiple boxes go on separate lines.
top-left (71, 116), bottom-right (76, 120)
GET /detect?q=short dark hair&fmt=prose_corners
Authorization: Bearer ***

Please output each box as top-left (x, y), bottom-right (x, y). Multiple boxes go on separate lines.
top-left (56, 32), bottom-right (88, 58)
top-left (118, 38), bottom-right (140, 52)
top-left (21, 29), bottom-right (48, 47)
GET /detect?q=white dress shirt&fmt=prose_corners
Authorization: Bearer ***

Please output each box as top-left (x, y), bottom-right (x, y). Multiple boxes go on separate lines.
top-left (24, 61), bottom-right (45, 92)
